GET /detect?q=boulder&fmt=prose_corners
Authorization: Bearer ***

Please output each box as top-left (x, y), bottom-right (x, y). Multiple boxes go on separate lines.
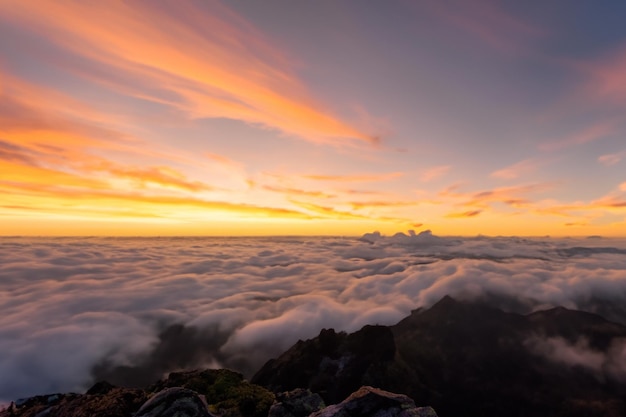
top-left (135, 387), bottom-right (213, 417)
top-left (268, 388), bottom-right (325, 417)
top-left (309, 386), bottom-right (437, 417)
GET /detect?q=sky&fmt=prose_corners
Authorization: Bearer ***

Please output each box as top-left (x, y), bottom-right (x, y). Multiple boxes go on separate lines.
top-left (1, 0), bottom-right (625, 236)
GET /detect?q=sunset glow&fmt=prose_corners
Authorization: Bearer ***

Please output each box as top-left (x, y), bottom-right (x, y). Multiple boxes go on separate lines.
top-left (1, 1), bottom-right (625, 236)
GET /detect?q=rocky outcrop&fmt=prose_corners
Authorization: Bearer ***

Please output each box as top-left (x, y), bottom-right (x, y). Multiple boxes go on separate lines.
top-left (309, 386), bottom-right (437, 417)
top-left (252, 325), bottom-right (396, 404)
top-left (2, 369), bottom-right (273, 417)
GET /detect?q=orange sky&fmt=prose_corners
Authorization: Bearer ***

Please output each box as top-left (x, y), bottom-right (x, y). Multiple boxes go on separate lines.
top-left (1, 1), bottom-right (625, 236)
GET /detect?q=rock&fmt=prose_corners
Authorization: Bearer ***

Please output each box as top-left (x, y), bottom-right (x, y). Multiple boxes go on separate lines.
top-left (85, 381), bottom-right (115, 395)
top-left (309, 386), bottom-right (437, 417)
top-left (268, 388), bottom-right (325, 417)
top-left (135, 387), bottom-right (213, 417)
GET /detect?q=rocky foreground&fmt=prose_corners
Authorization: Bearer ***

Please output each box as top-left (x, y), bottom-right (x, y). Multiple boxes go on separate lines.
top-left (4, 296), bottom-right (626, 417)
top-left (1, 369), bottom-right (436, 417)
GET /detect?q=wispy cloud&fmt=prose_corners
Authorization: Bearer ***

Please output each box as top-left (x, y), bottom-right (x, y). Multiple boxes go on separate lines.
top-left (89, 161), bottom-right (213, 193)
top-left (0, 1), bottom-right (376, 147)
top-left (441, 182), bottom-right (554, 209)
top-left (576, 44), bottom-right (626, 104)
top-left (490, 158), bottom-right (542, 180)
top-left (349, 200), bottom-right (420, 209)
top-left (290, 200), bottom-right (421, 228)
top-left (261, 184), bottom-right (336, 199)
top-left (445, 210), bottom-right (482, 218)
top-left (422, 0), bottom-right (544, 54)
top-left (300, 172), bottom-right (404, 183)
top-left (538, 120), bottom-right (616, 151)
top-left (0, 176), bottom-right (314, 222)
top-left (420, 165), bottom-right (450, 182)
top-left (598, 151), bottom-right (626, 166)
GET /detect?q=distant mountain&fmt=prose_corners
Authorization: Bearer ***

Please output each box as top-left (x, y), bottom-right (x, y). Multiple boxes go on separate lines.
top-left (252, 296), bottom-right (626, 417)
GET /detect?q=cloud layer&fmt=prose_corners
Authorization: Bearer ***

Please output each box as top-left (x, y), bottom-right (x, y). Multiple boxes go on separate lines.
top-left (1, 232), bottom-right (626, 402)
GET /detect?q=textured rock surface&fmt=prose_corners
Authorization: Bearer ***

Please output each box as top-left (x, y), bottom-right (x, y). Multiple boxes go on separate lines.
top-left (135, 387), bottom-right (213, 417)
top-left (268, 388), bottom-right (325, 417)
top-left (309, 386), bottom-right (437, 417)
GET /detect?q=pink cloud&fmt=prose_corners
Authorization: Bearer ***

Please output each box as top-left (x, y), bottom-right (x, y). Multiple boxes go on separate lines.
top-left (420, 165), bottom-right (451, 182)
top-left (598, 151), bottom-right (626, 166)
top-left (421, 0), bottom-right (544, 54)
top-left (490, 158), bottom-right (541, 180)
top-left (576, 45), bottom-right (626, 104)
top-left (539, 120), bottom-right (616, 151)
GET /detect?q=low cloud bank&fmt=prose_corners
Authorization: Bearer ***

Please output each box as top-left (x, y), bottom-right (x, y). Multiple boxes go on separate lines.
top-left (1, 232), bottom-right (626, 401)
top-left (526, 336), bottom-right (626, 381)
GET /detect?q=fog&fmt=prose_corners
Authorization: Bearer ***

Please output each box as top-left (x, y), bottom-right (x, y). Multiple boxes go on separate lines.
top-left (1, 231), bottom-right (626, 402)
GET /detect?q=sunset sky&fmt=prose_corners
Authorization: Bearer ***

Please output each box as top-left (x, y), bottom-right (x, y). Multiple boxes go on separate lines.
top-left (1, 0), bottom-right (625, 236)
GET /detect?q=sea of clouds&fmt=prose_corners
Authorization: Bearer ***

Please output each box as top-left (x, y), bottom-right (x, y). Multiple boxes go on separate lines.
top-left (1, 230), bottom-right (626, 403)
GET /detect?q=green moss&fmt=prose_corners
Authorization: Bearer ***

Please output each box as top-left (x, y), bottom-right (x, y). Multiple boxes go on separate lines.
top-left (154, 370), bottom-right (274, 417)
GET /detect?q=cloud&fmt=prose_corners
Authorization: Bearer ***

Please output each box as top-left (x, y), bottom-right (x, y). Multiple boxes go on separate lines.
top-left (420, 165), bottom-right (450, 182)
top-left (2, 233), bottom-right (626, 402)
top-left (91, 161), bottom-right (213, 193)
top-left (300, 172), bottom-right (404, 183)
top-left (0, 1), bottom-right (376, 147)
top-left (261, 185), bottom-right (336, 199)
top-left (598, 151), bottom-right (626, 166)
top-left (421, 0), bottom-right (543, 54)
top-left (538, 120), bottom-right (617, 152)
top-left (575, 44), bottom-right (626, 104)
top-left (490, 158), bottom-right (541, 180)
top-left (440, 182), bottom-right (554, 209)
top-left (445, 210), bottom-right (482, 218)
top-left (347, 200), bottom-right (421, 210)
top-left (0, 140), bottom-right (41, 166)
top-left (526, 336), bottom-right (626, 381)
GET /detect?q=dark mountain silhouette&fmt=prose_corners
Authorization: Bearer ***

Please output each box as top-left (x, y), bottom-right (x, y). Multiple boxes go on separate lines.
top-left (253, 295), bottom-right (626, 417)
